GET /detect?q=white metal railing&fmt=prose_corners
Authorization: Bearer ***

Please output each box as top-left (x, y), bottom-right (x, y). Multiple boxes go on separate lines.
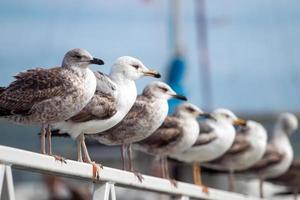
top-left (0, 145), bottom-right (263, 200)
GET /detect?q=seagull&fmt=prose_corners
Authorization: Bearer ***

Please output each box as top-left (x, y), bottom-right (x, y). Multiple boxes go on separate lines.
top-left (202, 120), bottom-right (268, 191)
top-left (268, 159), bottom-right (300, 200)
top-left (239, 113), bottom-right (298, 198)
top-left (90, 81), bottom-right (187, 181)
top-left (0, 48), bottom-right (104, 159)
top-left (133, 103), bottom-right (205, 185)
top-left (52, 56), bottom-right (161, 175)
top-left (171, 108), bottom-right (246, 192)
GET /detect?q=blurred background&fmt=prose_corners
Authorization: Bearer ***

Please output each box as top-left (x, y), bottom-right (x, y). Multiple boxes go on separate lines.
top-left (1, 0), bottom-right (300, 199)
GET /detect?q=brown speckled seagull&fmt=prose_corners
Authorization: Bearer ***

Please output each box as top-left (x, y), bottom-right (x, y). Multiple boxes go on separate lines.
top-left (91, 81), bottom-right (187, 181)
top-left (0, 48), bottom-right (104, 159)
top-left (134, 103), bottom-right (205, 186)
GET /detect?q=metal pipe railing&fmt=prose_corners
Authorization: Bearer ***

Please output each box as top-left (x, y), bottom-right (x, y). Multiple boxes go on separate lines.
top-left (0, 145), bottom-right (263, 200)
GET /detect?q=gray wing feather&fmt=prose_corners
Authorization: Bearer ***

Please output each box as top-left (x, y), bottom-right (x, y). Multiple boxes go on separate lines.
top-left (94, 71), bottom-right (117, 95)
top-left (247, 144), bottom-right (284, 171)
top-left (138, 116), bottom-right (183, 149)
top-left (193, 120), bottom-right (217, 146)
top-left (0, 67), bottom-right (72, 116)
top-left (102, 95), bottom-right (149, 133)
top-left (69, 90), bottom-right (117, 122)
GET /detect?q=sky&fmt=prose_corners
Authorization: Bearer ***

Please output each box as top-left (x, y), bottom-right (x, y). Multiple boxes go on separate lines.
top-left (0, 0), bottom-right (300, 114)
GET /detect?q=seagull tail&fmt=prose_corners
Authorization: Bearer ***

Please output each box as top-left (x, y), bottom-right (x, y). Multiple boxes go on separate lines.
top-left (0, 87), bottom-right (12, 116)
top-left (0, 87), bottom-right (5, 94)
top-left (38, 129), bottom-right (70, 137)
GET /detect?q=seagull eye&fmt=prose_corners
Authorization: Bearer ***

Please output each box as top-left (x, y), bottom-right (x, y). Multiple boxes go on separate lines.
top-left (74, 55), bottom-right (81, 59)
top-left (160, 87), bottom-right (168, 92)
top-left (132, 64), bottom-right (139, 69)
top-left (187, 107), bottom-right (195, 112)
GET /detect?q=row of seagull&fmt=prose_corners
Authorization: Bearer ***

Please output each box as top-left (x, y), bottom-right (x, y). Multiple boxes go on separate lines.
top-left (0, 48), bottom-right (298, 198)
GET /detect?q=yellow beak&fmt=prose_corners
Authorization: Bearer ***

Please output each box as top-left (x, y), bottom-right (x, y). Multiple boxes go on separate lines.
top-left (233, 118), bottom-right (247, 126)
top-left (143, 69), bottom-right (161, 78)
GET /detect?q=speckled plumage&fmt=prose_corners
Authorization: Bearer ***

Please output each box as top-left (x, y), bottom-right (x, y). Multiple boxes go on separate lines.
top-left (171, 109), bottom-right (238, 163)
top-left (91, 93), bottom-right (168, 145)
top-left (134, 103), bottom-right (200, 156)
top-left (51, 57), bottom-right (161, 168)
top-left (0, 48), bottom-right (105, 157)
top-left (0, 66), bottom-right (96, 125)
top-left (69, 90), bottom-right (118, 123)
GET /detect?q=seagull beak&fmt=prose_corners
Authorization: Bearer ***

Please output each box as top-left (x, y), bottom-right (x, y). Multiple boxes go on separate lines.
top-left (233, 118), bottom-right (247, 126)
top-left (172, 94), bottom-right (188, 101)
top-left (90, 58), bottom-right (105, 65)
top-left (143, 69), bottom-right (161, 78)
top-left (199, 113), bottom-right (214, 119)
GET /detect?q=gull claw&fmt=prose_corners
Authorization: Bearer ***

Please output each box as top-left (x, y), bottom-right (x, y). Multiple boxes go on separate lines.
top-left (202, 185), bottom-right (209, 194)
top-left (132, 171), bottom-right (144, 182)
top-left (91, 162), bottom-right (101, 180)
top-left (53, 155), bottom-right (67, 164)
top-left (168, 178), bottom-right (178, 187)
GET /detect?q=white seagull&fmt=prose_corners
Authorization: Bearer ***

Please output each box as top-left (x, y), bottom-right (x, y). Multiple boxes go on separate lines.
top-left (134, 103), bottom-right (205, 185)
top-left (202, 120), bottom-right (268, 191)
top-left (0, 48), bottom-right (104, 158)
top-left (52, 56), bottom-right (161, 176)
top-left (240, 113), bottom-right (298, 198)
top-left (90, 81), bottom-right (187, 181)
top-left (171, 108), bottom-right (246, 192)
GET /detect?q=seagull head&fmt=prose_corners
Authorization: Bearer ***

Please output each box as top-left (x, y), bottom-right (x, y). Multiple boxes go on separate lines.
top-left (212, 108), bottom-right (246, 126)
top-left (111, 56), bottom-right (161, 81)
top-left (62, 48), bottom-right (104, 68)
top-left (277, 113), bottom-right (298, 136)
top-left (142, 81), bottom-right (187, 101)
top-left (238, 120), bottom-right (267, 141)
top-left (175, 103), bottom-right (208, 119)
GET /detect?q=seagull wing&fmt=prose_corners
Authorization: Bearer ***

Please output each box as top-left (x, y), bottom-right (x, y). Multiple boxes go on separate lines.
top-left (94, 71), bottom-right (117, 95)
top-left (206, 134), bottom-right (250, 167)
top-left (69, 90), bottom-right (118, 122)
top-left (193, 121), bottom-right (217, 146)
top-left (249, 143), bottom-right (284, 170)
top-left (0, 67), bottom-right (71, 116)
top-left (101, 95), bottom-right (150, 134)
top-left (268, 159), bottom-right (300, 186)
top-left (226, 134), bottom-right (251, 154)
top-left (138, 116), bottom-right (183, 148)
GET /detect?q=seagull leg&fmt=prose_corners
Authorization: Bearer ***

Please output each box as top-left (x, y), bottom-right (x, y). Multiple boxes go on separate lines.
top-left (127, 144), bottom-right (144, 182)
top-left (259, 178), bottom-right (264, 198)
top-left (46, 125), bottom-right (52, 155)
top-left (76, 136), bottom-right (83, 162)
top-left (40, 124), bottom-right (46, 154)
top-left (160, 156), bottom-right (166, 179)
top-left (46, 125), bottom-right (66, 164)
top-left (193, 162), bottom-right (209, 194)
top-left (127, 144), bottom-right (132, 170)
top-left (80, 134), bottom-right (102, 180)
top-left (163, 157), bottom-right (177, 187)
top-left (121, 144), bottom-right (127, 170)
top-left (81, 134), bottom-right (92, 163)
top-left (228, 169), bottom-right (235, 192)
top-left (293, 188), bottom-right (298, 200)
